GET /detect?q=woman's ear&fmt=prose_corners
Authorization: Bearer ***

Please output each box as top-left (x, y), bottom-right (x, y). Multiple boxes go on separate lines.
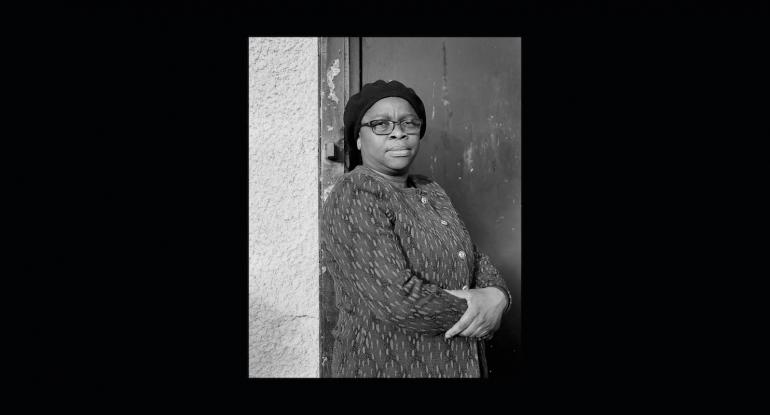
top-left (356, 138), bottom-right (361, 150)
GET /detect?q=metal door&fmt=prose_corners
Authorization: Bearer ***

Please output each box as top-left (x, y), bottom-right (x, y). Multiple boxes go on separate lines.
top-left (361, 37), bottom-right (522, 377)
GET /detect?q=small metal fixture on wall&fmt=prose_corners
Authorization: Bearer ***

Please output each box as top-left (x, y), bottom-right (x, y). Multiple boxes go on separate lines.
top-left (324, 138), bottom-right (345, 162)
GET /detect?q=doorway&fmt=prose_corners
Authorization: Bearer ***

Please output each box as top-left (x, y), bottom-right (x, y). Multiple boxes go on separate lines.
top-left (319, 37), bottom-right (521, 378)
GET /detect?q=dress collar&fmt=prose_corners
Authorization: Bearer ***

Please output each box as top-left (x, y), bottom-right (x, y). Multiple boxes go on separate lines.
top-left (353, 165), bottom-right (423, 193)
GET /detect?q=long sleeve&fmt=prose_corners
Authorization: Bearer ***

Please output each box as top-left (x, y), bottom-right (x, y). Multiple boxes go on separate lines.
top-left (472, 245), bottom-right (513, 313)
top-left (322, 175), bottom-right (468, 336)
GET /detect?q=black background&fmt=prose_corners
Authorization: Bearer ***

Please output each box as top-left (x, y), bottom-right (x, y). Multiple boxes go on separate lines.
top-left (29, 3), bottom-right (768, 402)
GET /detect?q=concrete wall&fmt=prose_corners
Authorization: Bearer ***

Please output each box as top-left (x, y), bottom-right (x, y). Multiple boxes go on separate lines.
top-left (248, 37), bottom-right (319, 377)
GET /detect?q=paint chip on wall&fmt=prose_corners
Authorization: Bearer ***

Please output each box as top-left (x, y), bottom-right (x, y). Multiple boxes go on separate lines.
top-left (326, 59), bottom-right (341, 103)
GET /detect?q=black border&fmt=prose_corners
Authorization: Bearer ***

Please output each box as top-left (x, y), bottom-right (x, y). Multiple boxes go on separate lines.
top-left (35, 4), bottom-right (769, 398)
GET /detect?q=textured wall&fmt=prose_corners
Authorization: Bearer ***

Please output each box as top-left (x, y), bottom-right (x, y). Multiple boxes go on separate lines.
top-left (248, 37), bottom-right (319, 377)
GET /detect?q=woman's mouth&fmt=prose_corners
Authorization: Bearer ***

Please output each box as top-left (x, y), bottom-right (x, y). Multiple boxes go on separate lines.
top-left (388, 149), bottom-right (410, 157)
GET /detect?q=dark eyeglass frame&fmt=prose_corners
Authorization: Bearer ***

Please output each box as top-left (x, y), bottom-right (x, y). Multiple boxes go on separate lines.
top-left (360, 119), bottom-right (423, 135)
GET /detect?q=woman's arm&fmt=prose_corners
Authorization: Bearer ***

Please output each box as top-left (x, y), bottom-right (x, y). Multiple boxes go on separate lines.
top-left (321, 176), bottom-right (468, 336)
top-left (472, 245), bottom-right (513, 314)
top-left (443, 246), bottom-right (512, 339)
top-left (425, 180), bottom-right (512, 313)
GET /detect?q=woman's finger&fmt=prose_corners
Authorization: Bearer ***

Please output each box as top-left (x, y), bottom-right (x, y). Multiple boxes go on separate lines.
top-left (459, 318), bottom-right (485, 337)
top-left (444, 289), bottom-right (470, 299)
top-left (473, 324), bottom-right (492, 338)
top-left (445, 304), bottom-right (477, 338)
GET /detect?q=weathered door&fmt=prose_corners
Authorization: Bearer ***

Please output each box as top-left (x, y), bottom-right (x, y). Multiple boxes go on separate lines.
top-left (318, 37), bottom-right (358, 377)
top-left (319, 37), bottom-right (521, 378)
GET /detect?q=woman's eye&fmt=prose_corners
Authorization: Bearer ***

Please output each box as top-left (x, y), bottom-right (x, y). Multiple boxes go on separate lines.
top-left (371, 120), bottom-right (388, 127)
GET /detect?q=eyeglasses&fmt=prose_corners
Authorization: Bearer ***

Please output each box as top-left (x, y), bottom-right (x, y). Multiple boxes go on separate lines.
top-left (361, 119), bottom-right (423, 135)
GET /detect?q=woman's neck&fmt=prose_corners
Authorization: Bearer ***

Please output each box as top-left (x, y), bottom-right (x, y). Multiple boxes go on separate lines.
top-left (365, 166), bottom-right (409, 188)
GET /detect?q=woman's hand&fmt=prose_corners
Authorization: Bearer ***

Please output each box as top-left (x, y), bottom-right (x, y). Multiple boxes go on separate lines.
top-left (443, 287), bottom-right (507, 339)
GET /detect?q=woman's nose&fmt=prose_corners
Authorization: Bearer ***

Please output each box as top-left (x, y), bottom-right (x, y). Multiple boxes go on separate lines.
top-left (389, 124), bottom-right (407, 139)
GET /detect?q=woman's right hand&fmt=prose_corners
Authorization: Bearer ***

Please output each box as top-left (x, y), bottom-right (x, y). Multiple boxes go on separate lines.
top-left (443, 287), bottom-right (507, 339)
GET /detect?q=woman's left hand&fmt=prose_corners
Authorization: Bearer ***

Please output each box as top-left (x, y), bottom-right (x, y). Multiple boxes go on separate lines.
top-left (443, 287), bottom-right (507, 339)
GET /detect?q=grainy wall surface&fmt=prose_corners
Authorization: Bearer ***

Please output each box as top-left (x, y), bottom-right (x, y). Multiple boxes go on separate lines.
top-left (249, 37), bottom-right (319, 377)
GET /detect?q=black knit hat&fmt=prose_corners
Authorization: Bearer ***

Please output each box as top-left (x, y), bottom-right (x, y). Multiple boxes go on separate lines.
top-left (343, 80), bottom-right (427, 170)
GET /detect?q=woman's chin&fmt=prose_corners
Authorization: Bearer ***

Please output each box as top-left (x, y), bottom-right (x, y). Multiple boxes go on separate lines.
top-left (384, 157), bottom-right (413, 171)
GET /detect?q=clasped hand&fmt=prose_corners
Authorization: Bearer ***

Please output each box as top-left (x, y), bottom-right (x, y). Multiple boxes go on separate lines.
top-left (443, 287), bottom-right (506, 340)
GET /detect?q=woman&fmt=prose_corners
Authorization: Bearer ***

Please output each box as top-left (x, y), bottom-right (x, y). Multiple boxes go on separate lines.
top-left (320, 80), bottom-right (512, 378)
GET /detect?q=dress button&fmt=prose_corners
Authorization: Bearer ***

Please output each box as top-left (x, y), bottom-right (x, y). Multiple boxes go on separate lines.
top-left (458, 251), bottom-right (466, 259)
top-left (421, 196), bottom-right (428, 204)
top-left (440, 220), bottom-right (448, 225)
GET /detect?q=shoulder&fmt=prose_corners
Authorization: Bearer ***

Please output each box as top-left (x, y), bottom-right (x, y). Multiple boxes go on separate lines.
top-left (321, 170), bottom-right (396, 226)
top-left (326, 169), bottom-right (393, 206)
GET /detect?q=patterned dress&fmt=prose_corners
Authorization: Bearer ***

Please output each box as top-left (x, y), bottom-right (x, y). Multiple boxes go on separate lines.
top-left (320, 165), bottom-right (511, 378)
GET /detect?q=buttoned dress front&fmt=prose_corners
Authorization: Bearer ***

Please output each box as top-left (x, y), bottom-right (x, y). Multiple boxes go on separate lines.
top-left (320, 165), bottom-right (511, 378)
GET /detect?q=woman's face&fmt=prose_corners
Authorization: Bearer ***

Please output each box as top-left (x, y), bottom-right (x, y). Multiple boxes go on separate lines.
top-left (358, 97), bottom-right (421, 176)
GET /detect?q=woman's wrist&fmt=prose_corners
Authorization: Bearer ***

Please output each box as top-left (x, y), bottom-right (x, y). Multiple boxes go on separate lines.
top-left (487, 286), bottom-right (511, 313)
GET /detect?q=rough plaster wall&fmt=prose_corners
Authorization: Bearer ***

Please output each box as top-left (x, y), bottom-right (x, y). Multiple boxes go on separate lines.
top-left (248, 37), bottom-right (319, 377)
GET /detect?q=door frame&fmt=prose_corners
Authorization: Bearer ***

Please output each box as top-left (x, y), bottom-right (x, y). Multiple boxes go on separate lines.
top-left (318, 37), bottom-right (360, 377)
